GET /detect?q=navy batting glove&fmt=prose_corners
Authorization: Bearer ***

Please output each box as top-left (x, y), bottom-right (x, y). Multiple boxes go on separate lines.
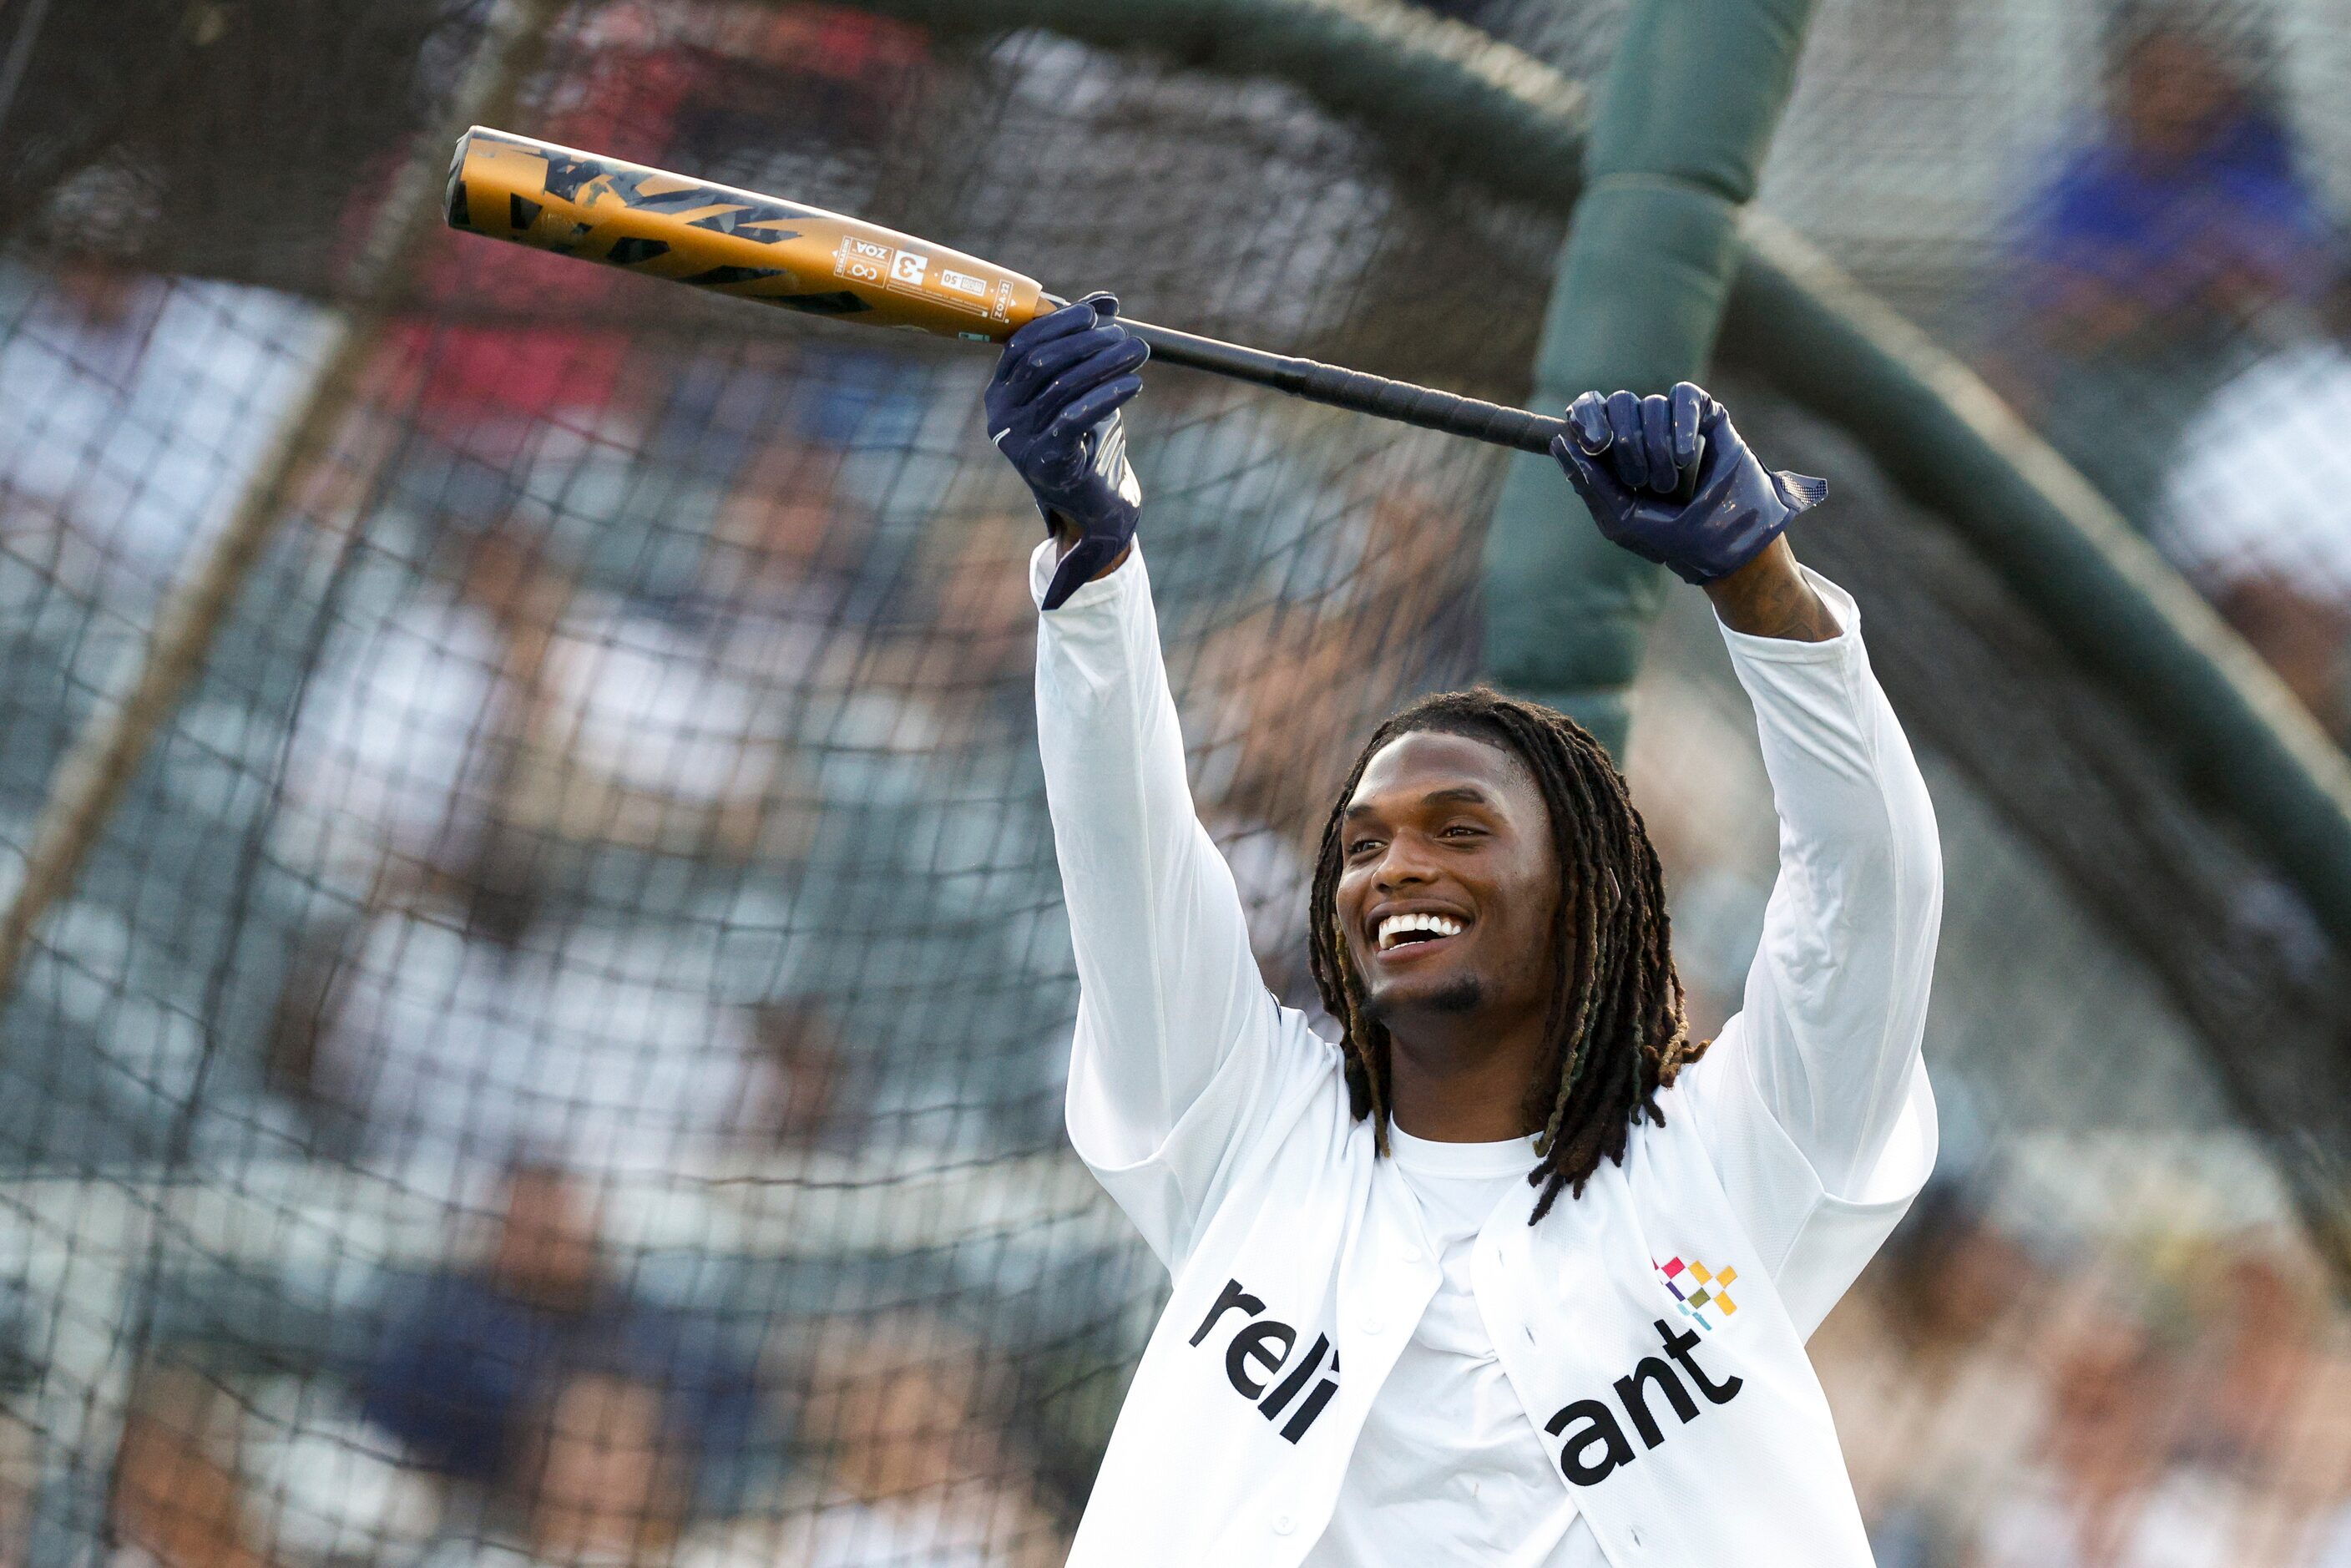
top-left (986, 292), bottom-right (1150, 610)
top-left (1551, 382), bottom-right (1828, 586)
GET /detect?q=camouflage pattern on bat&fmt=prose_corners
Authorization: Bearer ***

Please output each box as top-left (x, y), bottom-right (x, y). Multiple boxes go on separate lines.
top-left (445, 127), bottom-right (1051, 341)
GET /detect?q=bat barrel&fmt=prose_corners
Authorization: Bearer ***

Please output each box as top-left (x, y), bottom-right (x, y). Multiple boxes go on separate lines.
top-left (445, 127), bottom-right (1050, 341)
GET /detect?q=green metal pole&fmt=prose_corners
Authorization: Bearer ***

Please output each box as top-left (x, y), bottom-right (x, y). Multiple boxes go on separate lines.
top-left (1481, 0), bottom-right (1817, 755)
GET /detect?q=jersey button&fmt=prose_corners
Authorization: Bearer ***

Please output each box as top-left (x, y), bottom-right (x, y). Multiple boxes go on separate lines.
top-left (1272, 1515), bottom-right (1296, 1536)
top-left (1399, 1246), bottom-right (1424, 1264)
top-left (1360, 1314), bottom-right (1385, 1335)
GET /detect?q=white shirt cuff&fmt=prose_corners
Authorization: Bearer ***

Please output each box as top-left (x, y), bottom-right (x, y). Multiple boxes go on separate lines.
top-left (1712, 564), bottom-right (1859, 665)
top-left (1029, 534), bottom-right (1142, 614)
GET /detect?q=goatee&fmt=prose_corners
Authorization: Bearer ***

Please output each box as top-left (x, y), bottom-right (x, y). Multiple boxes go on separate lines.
top-left (1370, 974), bottom-right (1485, 1023)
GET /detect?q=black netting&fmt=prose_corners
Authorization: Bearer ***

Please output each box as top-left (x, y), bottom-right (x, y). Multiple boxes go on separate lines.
top-left (0, 3), bottom-right (2346, 1566)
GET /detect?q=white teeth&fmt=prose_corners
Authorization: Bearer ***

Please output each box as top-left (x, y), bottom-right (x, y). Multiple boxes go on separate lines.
top-left (1377, 913), bottom-right (1465, 951)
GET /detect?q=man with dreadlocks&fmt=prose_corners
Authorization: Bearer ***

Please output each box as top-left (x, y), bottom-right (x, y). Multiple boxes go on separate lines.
top-left (986, 297), bottom-right (1940, 1568)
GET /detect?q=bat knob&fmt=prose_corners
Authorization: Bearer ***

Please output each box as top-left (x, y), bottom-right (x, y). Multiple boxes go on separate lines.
top-left (1672, 435), bottom-right (1706, 506)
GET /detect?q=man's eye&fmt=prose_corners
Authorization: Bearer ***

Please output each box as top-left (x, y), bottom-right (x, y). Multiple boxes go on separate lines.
top-left (1442, 824), bottom-right (1484, 838)
top-left (1348, 838), bottom-right (1382, 857)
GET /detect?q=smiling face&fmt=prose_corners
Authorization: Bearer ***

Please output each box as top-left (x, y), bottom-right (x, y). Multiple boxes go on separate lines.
top-left (1334, 728), bottom-right (1562, 1040)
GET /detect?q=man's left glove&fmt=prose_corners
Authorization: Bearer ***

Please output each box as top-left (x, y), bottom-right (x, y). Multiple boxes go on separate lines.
top-left (1551, 382), bottom-right (1828, 586)
top-left (986, 292), bottom-right (1150, 610)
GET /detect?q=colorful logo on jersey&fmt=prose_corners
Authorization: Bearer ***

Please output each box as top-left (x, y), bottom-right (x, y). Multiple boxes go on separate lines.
top-left (1656, 1255), bottom-right (1739, 1332)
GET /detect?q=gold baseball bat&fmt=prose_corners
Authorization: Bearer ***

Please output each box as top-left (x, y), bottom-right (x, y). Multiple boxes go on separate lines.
top-left (446, 126), bottom-right (1052, 338)
top-left (445, 126), bottom-right (1649, 469)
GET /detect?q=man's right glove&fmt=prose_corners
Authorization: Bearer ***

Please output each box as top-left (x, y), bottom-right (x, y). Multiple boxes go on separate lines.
top-left (986, 292), bottom-right (1150, 609)
top-left (1550, 382), bottom-right (1828, 586)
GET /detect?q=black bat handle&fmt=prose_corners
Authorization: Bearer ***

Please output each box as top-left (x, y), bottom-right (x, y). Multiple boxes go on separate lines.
top-left (1122, 319), bottom-right (1561, 454)
top-left (1120, 318), bottom-right (1702, 503)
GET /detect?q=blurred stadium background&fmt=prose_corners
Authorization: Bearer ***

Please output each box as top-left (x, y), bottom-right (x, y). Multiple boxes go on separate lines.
top-left (0, 0), bottom-right (2348, 1564)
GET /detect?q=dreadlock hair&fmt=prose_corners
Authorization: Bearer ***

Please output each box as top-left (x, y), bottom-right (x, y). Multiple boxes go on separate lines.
top-left (1305, 686), bottom-right (1707, 1224)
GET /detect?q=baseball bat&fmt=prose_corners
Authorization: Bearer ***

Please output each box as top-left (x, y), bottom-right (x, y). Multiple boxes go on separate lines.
top-left (445, 127), bottom-right (1698, 488)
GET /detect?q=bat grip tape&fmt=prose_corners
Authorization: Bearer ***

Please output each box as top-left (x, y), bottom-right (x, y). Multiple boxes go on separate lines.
top-left (1121, 319), bottom-right (1565, 456)
top-left (1287, 359), bottom-right (1564, 455)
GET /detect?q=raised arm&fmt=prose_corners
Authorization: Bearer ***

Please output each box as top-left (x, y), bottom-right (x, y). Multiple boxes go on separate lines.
top-left (1031, 544), bottom-right (1284, 1163)
top-left (1555, 385), bottom-right (1941, 1199)
top-left (1713, 559), bottom-right (1940, 1194)
top-left (989, 299), bottom-right (1292, 1221)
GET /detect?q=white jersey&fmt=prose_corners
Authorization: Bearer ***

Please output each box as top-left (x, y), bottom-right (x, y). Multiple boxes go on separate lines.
top-left (1031, 541), bottom-right (1941, 1568)
top-left (1307, 1125), bottom-right (1604, 1567)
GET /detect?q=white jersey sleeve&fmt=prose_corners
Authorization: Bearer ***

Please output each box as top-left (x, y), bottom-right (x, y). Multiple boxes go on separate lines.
top-left (1033, 540), bottom-right (1332, 1268)
top-left (1680, 567), bottom-right (1944, 1335)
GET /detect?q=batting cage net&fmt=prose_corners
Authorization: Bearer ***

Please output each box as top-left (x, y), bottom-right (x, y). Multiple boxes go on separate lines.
top-left (0, 1), bottom-right (2347, 1565)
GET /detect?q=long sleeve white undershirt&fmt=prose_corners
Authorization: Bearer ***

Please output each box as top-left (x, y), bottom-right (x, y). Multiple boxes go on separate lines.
top-left (1038, 540), bottom-right (1938, 1205)
top-left (1034, 539), bottom-right (1942, 1560)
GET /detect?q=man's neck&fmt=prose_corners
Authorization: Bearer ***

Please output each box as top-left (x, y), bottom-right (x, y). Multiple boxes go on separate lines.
top-left (1383, 1011), bottom-right (1550, 1143)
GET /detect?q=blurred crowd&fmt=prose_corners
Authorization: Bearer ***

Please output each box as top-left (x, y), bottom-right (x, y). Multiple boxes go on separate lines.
top-left (1814, 1191), bottom-right (2351, 1567)
top-left (1991, 7), bottom-right (2351, 742)
top-left (0, 1), bottom-right (2347, 1565)
top-left (0, 6), bottom-right (1097, 1565)
top-left (95, 1161), bottom-right (1068, 1568)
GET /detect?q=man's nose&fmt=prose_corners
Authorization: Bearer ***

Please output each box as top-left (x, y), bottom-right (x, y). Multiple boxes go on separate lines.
top-left (1374, 838), bottom-right (1438, 890)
